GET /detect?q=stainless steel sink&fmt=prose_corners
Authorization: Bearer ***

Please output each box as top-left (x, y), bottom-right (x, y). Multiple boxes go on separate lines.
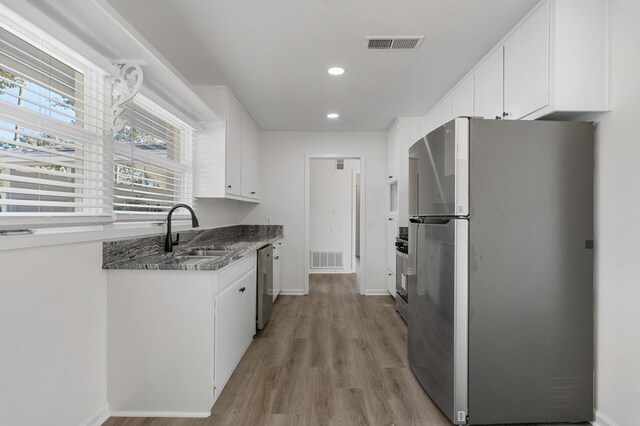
top-left (176, 249), bottom-right (233, 258)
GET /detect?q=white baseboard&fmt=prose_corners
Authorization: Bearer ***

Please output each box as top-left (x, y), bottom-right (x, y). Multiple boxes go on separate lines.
top-left (109, 411), bottom-right (210, 418)
top-left (309, 270), bottom-right (353, 274)
top-left (78, 403), bottom-right (110, 426)
top-left (593, 410), bottom-right (619, 426)
top-left (279, 289), bottom-right (306, 295)
top-left (364, 289), bottom-right (392, 296)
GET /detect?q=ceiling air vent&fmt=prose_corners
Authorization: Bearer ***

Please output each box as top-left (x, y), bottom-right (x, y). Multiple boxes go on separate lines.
top-left (365, 36), bottom-right (424, 51)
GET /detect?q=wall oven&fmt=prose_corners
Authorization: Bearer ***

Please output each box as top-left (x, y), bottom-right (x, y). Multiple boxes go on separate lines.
top-left (395, 226), bottom-right (409, 323)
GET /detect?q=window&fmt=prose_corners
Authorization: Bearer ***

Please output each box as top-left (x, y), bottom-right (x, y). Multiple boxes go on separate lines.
top-left (112, 95), bottom-right (194, 221)
top-left (0, 23), bottom-right (111, 229)
top-left (0, 14), bottom-right (197, 233)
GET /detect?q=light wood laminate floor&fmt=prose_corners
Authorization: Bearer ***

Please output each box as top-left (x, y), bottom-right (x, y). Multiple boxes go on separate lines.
top-left (103, 273), bottom-right (589, 426)
top-left (105, 273), bottom-right (451, 426)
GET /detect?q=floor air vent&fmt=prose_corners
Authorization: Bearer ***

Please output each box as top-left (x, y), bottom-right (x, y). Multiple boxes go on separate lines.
top-left (365, 36), bottom-right (424, 50)
top-left (310, 251), bottom-right (344, 269)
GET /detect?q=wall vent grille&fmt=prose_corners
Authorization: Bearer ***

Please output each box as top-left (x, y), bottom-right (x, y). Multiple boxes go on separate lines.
top-left (310, 251), bottom-right (344, 269)
top-left (336, 159), bottom-right (344, 170)
top-left (365, 36), bottom-right (424, 51)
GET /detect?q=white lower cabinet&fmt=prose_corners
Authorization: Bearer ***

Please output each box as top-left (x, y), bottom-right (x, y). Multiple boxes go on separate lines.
top-left (106, 252), bottom-right (257, 417)
top-left (272, 239), bottom-right (283, 301)
top-left (387, 216), bottom-right (398, 296)
top-left (387, 269), bottom-right (396, 297)
top-left (214, 267), bottom-right (256, 398)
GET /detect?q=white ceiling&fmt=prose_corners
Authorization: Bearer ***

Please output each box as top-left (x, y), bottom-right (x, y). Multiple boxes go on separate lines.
top-left (106, 0), bottom-right (539, 131)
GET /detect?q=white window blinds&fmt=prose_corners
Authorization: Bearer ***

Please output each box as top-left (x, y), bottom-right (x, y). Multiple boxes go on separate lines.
top-left (112, 95), bottom-right (194, 220)
top-left (0, 24), bottom-right (111, 229)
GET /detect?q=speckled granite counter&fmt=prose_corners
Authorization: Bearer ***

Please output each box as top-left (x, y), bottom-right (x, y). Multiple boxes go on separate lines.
top-left (102, 225), bottom-right (283, 271)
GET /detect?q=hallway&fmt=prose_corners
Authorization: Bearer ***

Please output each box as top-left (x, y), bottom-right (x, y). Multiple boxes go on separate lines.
top-left (104, 273), bottom-right (449, 426)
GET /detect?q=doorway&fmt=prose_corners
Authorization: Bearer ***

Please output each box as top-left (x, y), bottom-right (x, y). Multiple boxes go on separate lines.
top-left (304, 155), bottom-right (366, 295)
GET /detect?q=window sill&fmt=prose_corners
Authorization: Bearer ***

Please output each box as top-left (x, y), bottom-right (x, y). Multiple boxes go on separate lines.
top-left (0, 221), bottom-right (194, 252)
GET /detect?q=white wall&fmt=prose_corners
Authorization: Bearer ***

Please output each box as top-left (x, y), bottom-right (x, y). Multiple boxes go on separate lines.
top-left (0, 242), bottom-right (108, 426)
top-left (592, 1), bottom-right (640, 425)
top-left (243, 131), bottom-right (387, 295)
top-left (309, 159), bottom-right (360, 272)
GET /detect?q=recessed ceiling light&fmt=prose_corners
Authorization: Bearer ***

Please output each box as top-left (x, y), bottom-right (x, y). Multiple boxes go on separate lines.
top-left (327, 113), bottom-right (339, 119)
top-left (328, 67), bottom-right (345, 76)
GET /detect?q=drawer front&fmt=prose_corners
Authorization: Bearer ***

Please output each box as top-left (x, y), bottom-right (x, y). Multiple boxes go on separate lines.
top-left (215, 252), bottom-right (256, 294)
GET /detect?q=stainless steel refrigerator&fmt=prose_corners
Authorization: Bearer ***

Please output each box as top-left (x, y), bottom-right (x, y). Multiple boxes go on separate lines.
top-left (407, 118), bottom-right (594, 425)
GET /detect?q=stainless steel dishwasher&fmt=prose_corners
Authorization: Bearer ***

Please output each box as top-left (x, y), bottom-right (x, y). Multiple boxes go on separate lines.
top-left (256, 244), bottom-right (273, 330)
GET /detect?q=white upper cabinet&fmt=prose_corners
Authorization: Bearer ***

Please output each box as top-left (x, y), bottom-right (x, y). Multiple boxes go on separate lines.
top-left (241, 115), bottom-right (260, 199)
top-left (226, 96), bottom-right (243, 196)
top-left (504, 2), bottom-right (550, 120)
top-left (422, 0), bottom-right (608, 127)
top-left (194, 86), bottom-right (261, 202)
top-left (550, 0), bottom-right (609, 114)
top-left (386, 121), bottom-right (399, 181)
top-left (424, 95), bottom-right (453, 135)
top-left (452, 75), bottom-right (475, 119)
top-left (503, 0), bottom-right (608, 119)
top-left (474, 47), bottom-right (504, 120)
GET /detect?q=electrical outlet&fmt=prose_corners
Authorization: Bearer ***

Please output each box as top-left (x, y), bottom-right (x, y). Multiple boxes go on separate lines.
top-left (265, 216), bottom-right (272, 225)
top-left (367, 217), bottom-right (374, 227)
top-left (333, 209), bottom-right (342, 216)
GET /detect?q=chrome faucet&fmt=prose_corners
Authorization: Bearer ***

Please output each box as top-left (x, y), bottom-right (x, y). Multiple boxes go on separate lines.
top-left (164, 204), bottom-right (200, 252)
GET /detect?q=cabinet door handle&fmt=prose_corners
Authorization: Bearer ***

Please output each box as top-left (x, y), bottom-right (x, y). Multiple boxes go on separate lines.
top-left (502, 112), bottom-right (511, 118)
top-left (275, 256), bottom-right (280, 260)
top-left (251, 191), bottom-right (256, 194)
top-left (227, 185), bottom-right (232, 188)
top-left (388, 273), bottom-right (392, 276)
top-left (388, 175), bottom-right (393, 179)
top-left (239, 286), bottom-right (246, 292)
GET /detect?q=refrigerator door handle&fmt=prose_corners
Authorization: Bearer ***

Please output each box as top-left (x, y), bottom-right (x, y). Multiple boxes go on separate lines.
top-left (411, 217), bottom-right (454, 225)
top-left (453, 219), bottom-right (469, 424)
top-left (407, 222), bottom-right (418, 276)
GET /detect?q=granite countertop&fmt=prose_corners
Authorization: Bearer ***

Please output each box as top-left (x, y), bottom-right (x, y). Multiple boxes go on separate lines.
top-left (102, 225), bottom-right (283, 271)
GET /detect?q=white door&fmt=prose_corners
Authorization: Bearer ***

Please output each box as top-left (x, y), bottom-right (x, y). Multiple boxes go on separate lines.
top-left (273, 244), bottom-right (282, 301)
top-left (504, 3), bottom-right (550, 119)
top-left (226, 97), bottom-right (243, 196)
top-left (241, 117), bottom-right (257, 198)
top-left (214, 270), bottom-right (255, 396)
top-left (452, 76), bottom-right (474, 119)
top-left (474, 47), bottom-right (504, 119)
